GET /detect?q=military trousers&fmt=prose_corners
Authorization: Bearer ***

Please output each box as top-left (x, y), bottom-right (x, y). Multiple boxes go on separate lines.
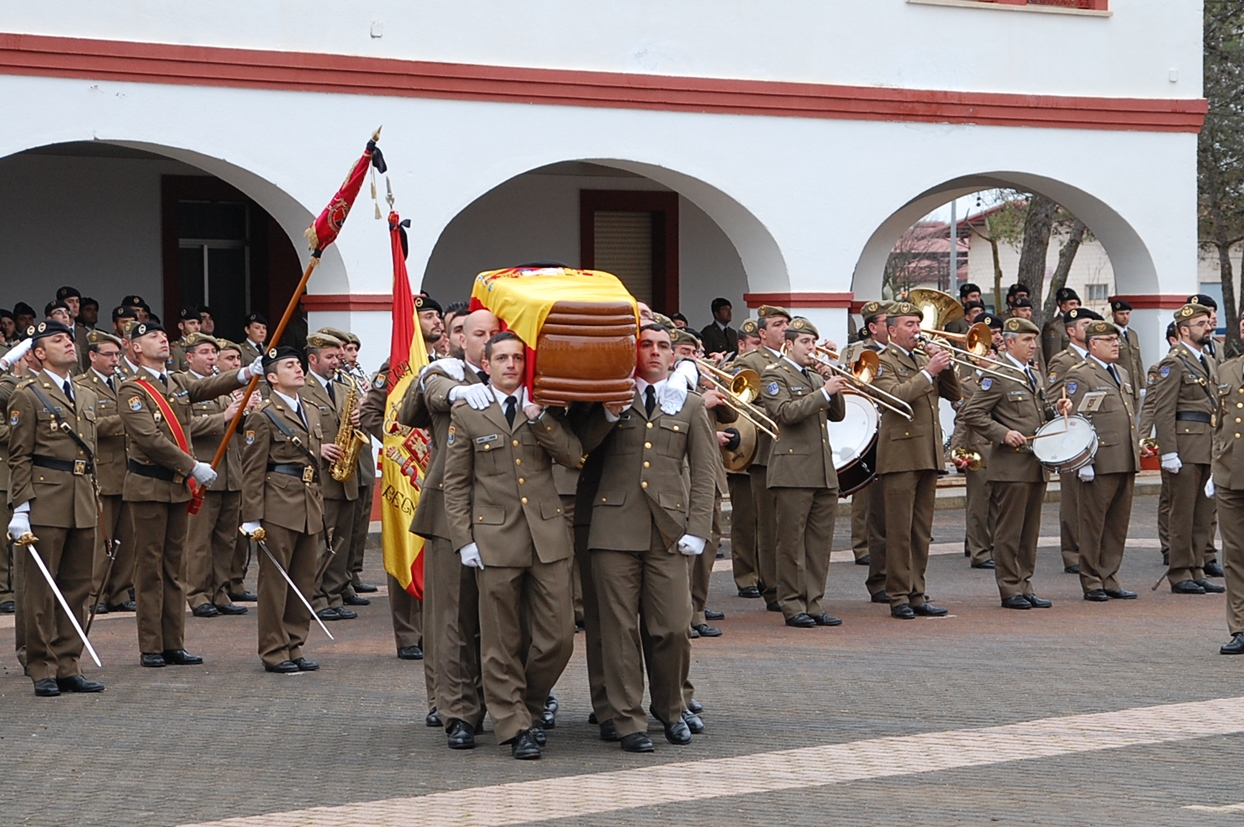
top-left (964, 468), bottom-right (996, 566)
top-left (92, 494), bottom-right (134, 608)
top-left (313, 496), bottom-right (356, 611)
top-left (256, 524), bottom-right (318, 669)
top-left (424, 535), bottom-right (485, 729)
top-left (688, 497), bottom-right (720, 626)
top-left (21, 524), bottom-right (94, 682)
top-left (0, 495), bottom-right (12, 605)
top-left (1058, 472), bottom-right (1080, 569)
top-left (186, 490), bottom-right (242, 610)
top-left (1215, 485), bottom-right (1244, 635)
top-left (1165, 464), bottom-right (1213, 584)
top-left (346, 480), bottom-right (374, 596)
top-left (575, 524), bottom-right (611, 724)
top-left (882, 469), bottom-right (937, 608)
top-left (862, 481), bottom-right (888, 598)
top-left (748, 464), bottom-right (779, 603)
top-left (129, 500), bottom-right (190, 654)
top-left (1078, 472), bottom-right (1134, 594)
top-left (773, 485), bottom-right (837, 619)
top-left (991, 481), bottom-right (1045, 599)
top-left (727, 472), bottom-right (759, 590)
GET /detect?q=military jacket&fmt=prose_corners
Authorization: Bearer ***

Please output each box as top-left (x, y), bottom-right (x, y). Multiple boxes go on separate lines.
top-left (871, 343), bottom-right (961, 474)
top-left (177, 371), bottom-right (244, 493)
top-left (301, 372), bottom-right (360, 502)
top-left (0, 373), bottom-right (23, 492)
top-left (731, 346), bottom-right (784, 466)
top-left (1041, 318), bottom-right (1070, 365)
top-left (957, 363), bottom-right (1053, 483)
top-left (240, 395), bottom-right (325, 534)
top-left (1212, 356), bottom-right (1244, 489)
top-left (759, 358), bottom-right (845, 489)
top-left (1063, 358), bottom-right (1139, 475)
top-left (1149, 343), bottom-right (1219, 465)
top-left (73, 369), bottom-right (126, 496)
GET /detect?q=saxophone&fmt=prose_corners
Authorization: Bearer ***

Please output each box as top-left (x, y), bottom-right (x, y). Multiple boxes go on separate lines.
top-left (329, 370), bottom-right (370, 482)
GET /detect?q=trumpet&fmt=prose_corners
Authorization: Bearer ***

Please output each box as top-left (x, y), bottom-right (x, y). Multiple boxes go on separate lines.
top-left (811, 346), bottom-right (915, 421)
top-left (692, 359), bottom-right (781, 439)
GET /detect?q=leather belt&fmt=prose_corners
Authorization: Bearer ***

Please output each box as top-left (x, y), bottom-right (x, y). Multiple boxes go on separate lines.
top-left (1175, 411), bottom-right (1213, 424)
top-left (268, 462), bottom-right (317, 483)
top-left (127, 459), bottom-right (184, 483)
top-left (32, 456), bottom-right (93, 475)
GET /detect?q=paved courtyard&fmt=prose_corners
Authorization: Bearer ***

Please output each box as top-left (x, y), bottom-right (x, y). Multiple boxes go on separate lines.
top-left (4, 491), bottom-right (1243, 827)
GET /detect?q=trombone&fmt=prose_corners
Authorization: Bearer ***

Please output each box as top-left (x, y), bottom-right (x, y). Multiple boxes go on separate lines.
top-left (914, 323), bottom-right (1030, 385)
top-left (812, 346), bottom-right (914, 421)
top-left (692, 359), bottom-right (781, 439)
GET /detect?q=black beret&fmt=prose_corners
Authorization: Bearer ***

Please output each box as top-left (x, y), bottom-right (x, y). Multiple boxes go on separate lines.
top-left (44, 301), bottom-right (69, 316)
top-left (963, 301), bottom-right (985, 312)
top-left (979, 313), bottom-right (1003, 330)
top-left (30, 319), bottom-right (73, 342)
top-left (130, 321), bottom-right (166, 339)
top-left (197, 305), bottom-right (213, 316)
top-left (179, 306), bottom-right (200, 321)
top-left (1055, 287), bottom-right (1080, 303)
top-left (121, 294), bottom-right (149, 309)
top-left (55, 286), bottom-right (81, 301)
top-left (1064, 308), bottom-right (1102, 325)
top-left (262, 346), bottom-right (301, 372)
top-left (1187, 293), bottom-right (1218, 310)
top-left (112, 305), bottom-right (138, 322)
top-left (415, 295), bottom-right (442, 315)
top-left (244, 313), bottom-right (268, 326)
top-left (13, 302), bottom-right (34, 316)
top-left (1109, 299), bottom-right (1133, 312)
top-left (1012, 296), bottom-right (1033, 309)
top-left (0, 309), bottom-right (12, 321)
top-left (959, 283), bottom-right (981, 296)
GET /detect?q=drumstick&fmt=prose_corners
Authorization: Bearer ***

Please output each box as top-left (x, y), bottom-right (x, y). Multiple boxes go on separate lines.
top-left (1024, 430), bottom-right (1067, 442)
top-left (1061, 384), bottom-right (1069, 425)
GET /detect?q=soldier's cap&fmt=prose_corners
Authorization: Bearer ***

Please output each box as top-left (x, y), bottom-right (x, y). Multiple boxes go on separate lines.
top-left (306, 331), bottom-right (344, 349)
top-left (112, 304), bottom-right (138, 322)
top-left (1006, 282), bottom-right (1028, 296)
top-left (262, 346), bottom-right (301, 372)
top-left (0, 309), bottom-right (12, 321)
top-left (1055, 287), bottom-right (1080, 303)
top-left (959, 282), bottom-right (982, 297)
top-left (1084, 320), bottom-right (1121, 341)
top-left (1187, 293), bottom-right (1218, 311)
top-left (130, 321), bottom-right (166, 340)
top-left (215, 337), bottom-right (242, 354)
top-left (756, 305), bottom-right (792, 321)
top-left (671, 329), bottom-right (699, 348)
top-left (786, 316), bottom-right (820, 339)
top-left (1002, 317), bottom-right (1040, 336)
top-left (414, 295), bottom-right (442, 315)
top-left (197, 305), bottom-right (213, 316)
top-left (315, 326), bottom-right (352, 344)
top-left (1110, 298), bottom-right (1133, 312)
top-left (963, 300), bottom-right (986, 312)
top-left (55, 285), bottom-right (81, 301)
top-left (45, 300), bottom-right (69, 316)
top-left (1174, 303), bottom-right (1213, 323)
top-left (343, 331), bottom-right (361, 346)
top-left (1012, 296), bottom-right (1033, 309)
top-left (182, 332), bottom-right (220, 351)
top-left (1063, 307), bottom-right (1102, 325)
top-left (652, 312), bottom-right (675, 331)
top-left (739, 318), bottom-right (760, 337)
top-left (121, 294), bottom-right (149, 309)
top-left (86, 329), bottom-right (123, 348)
top-left (29, 319), bottom-right (73, 343)
top-left (19, 324), bottom-right (35, 341)
top-left (859, 301), bottom-right (890, 324)
top-left (179, 306), bottom-right (200, 321)
top-left (121, 319), bottom-right (140, 338)
top-left (887, 301), bottom-right (923, 321)
top-left (244, 312), bottom-right (268, 326)
top-left (12, 301), bottom-right (34, 316)
top-left (1166, 321), bottom-right (1178, 340)
top-left (978, 313), bottom-right (1003, 330)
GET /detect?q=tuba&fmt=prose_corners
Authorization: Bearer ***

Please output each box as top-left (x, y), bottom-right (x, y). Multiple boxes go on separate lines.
top-left (329, 371), bottom-right (371, 482)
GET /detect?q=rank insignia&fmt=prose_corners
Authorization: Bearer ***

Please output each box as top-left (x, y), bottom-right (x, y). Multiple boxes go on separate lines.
top-left (128, 397), bottom-right (143, 411)
top-left (8, 411), bottom-right (16, 426)
top-left (447, 425), bottom-right (455, 445)
top-left (980, 378), bottom-right (992, 391)
top-left (1067, 381), bottom-right (1077, 395)
top-left (765, 381), bottom-right (780, 396)
top-left (1160, 365), bottom-right (1171, 378)
top-left (245, 430), bottom-right (255, 445)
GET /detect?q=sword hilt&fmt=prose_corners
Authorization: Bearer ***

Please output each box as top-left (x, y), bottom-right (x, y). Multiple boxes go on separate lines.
top-left (239, 526), bottom-right (267, 542)
top-left (14, 531), bottom-right (38, 547)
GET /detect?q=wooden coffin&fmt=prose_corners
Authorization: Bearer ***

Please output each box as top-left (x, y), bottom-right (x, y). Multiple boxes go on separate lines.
top-left (532, 301), bottom-right (637, 406)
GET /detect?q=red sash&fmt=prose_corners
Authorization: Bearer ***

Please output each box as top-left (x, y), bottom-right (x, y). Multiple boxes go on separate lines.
top-left (133, 378), bottom-right (203, 510)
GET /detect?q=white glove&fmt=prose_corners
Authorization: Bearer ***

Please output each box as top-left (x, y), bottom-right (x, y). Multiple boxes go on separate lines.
top-left (658, 369), bottom-right (693, 416)
top-left (676, 534), bottom-right (707, 556)
top-left (1078, 465), bottom-right (1095, 483)
top-left (239, 353), bottom-right (265, 382)
top-left (1160, 452), bottom-right (1182, 474)
top-left (190, 461), bottom-right (218, 487)
top-left (449, 383), bottom-right (493, 411)
top-left (1206, 477), bottom-right (1217, 499)
top-left (671, 358), bottom-right (699, 390)
top-left (0, 337), bottom-right (33, 371)
top-left (458, 542), bottom-right (484, 569)
top-left (241, 521), bottom-right (262, 537)
top-left (8, 507), bottom-right (30, 541)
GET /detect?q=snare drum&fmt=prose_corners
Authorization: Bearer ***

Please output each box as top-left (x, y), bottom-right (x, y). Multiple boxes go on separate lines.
top-left (828, 391), bottom-right (880, 496)
top-left (1030, 414), bottom-right (1099, 473)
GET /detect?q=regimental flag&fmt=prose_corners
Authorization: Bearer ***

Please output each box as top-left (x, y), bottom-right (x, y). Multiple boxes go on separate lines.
top-left (379, 210), bottom-right (430, 599)
top-left (304, 128), bottom-right (387, 254)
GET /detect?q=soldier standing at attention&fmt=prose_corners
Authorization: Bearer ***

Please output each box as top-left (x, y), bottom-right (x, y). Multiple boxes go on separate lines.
top-left (238, 313), bottom-right (267, 365)
top-left (1212, 315), bottom-right (1244, 654)
top-left (724, 319), bottom-right (762, 599)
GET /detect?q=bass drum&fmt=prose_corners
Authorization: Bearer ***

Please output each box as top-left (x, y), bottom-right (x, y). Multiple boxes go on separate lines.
top-left (828, 391), bottom-right (880, 496)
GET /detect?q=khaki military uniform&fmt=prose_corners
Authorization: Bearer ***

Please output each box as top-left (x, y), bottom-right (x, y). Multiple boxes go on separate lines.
top-left (760, 358), bottom-right (845, 619)
top-left (1064, 358), bottom-right (1139, 593)
top-left (579, 386), bottom-right (717, 737)
top-left (719, 355), bottom-right (759, 591)
top-left (871, 344), bottom-right (961, 609)
top-left (442, 396), bottom-right (581, 743)
top-left (118, 367), bottom-right (244, 655)
top-left (732, 345), bottom-right (784, 604)
top-left (690, 400), bottom-right (736, 628)
top-left (1213, 356), bottom-right (1244, 633)
top-left (1047, 345), bottom-right (1089, 570)
top-left (238, 339), bottom-right (263, 366)
top-left (573, 445), bottom-right (612, 725)
top-left (168, 339), bottom-right (190, 373)
top-left (951, 369), bottom-right (996, 567)
top-left (346, 374), bottom-right (376, 601)
top-left (8, 371), bottom-right (98, 682)
top-left (301, 373), bottom-right (359, 612)
top-left (70, 325), bottom-right (90, 375)
top-left (1138, 358), bottom-right (1170, 559)
top-left (0, 373), bottom-right (21, 609)
top-left (240, 394), bottom-right (325, 669)
top-left (842, 339), bottom-right (884, 568)
top-left (1117, 327), bottom-right (1145, 412)
top-left (1041, 318), bottom-right (1070, 366)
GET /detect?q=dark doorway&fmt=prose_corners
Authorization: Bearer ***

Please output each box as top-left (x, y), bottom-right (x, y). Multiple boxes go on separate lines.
top-left (580, 190), bottom-right (679, 314)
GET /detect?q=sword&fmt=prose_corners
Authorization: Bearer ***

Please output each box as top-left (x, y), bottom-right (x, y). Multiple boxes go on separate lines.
top-left (85, 538), bottom-right (121, 636)
top-left (244, 528), bottom-right (334, 641)
top-left (14, 532), bottom-right (102, 667)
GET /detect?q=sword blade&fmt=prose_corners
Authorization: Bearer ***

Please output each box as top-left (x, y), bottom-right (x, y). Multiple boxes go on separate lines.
top-left (26, 543), bottom-right (102, 668)
top-left (258, 540), bottom-right (334, 641)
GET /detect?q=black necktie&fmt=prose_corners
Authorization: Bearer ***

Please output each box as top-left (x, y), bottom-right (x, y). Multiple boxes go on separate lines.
top-left (106, 376), bottom-right (114, 393)
top-left (477, 370), bottom-right (490, 386)
top-left (327, 380), bottom-right (336, 404)
top-left (644, 385), bottom-right (656, 417)
top-left (294, 403), bottom-right (307, 429)
top-left (1108, 365), bottom-right (1121, 387)
top-left (1201, 354), bottom-right (1210, 374)
top-left (504, 395), bottom-right (517, 426)
top-left (801, 368), bottom-right (811, 381)
top-left (63, 380), bottom-right (74, 405)
top-left (158, 373), bottom-right (168, 387)
top-left (1025, 368), bottom-right (1036, 391)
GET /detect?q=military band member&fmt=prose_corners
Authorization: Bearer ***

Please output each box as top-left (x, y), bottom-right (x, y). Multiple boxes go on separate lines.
top-left (181, 333), bottom-right (250, 617)
top-left (1041, 287), bottom-right (1081, 365)
top-left (215, 339), bottom-right (259, 604)
top-left (842, 301), bottom-right (889, 576)
top-left (168, 307), bottom-right (201, 373)
top-left (1110, 299), bottom-right (1144, 412)
top-left (118, 321), bottom-right (263, 667)
top-left (580, 323), bottom-right (717, 753)
top-left (760, 317), bottom-right (847, 627)
top-left (239, 347), bottom-right (325, 673)
top-left (1139, 322), bottom-right (1180, 567)
top-left (1188, 293), bottom-right (1225, 577)
top-left (950, 357), bottom-right (996, 570)
top-left (337, 330), bottom-right (379, 601)
top-left (7, 320), bottom-right (102, 696)
top-left (1063, 321), bottom-right (1140, 601)
top-left (1150, 304), bottom-right (1225, 595)
top-left (725, 318), bottom-right (761, 598)
top-left (238, 313), bottom-right (267, 365)
top-left (872, 301), bottom-right (960, 619)
top-left (1212, 316), bottom-right (1244, 654)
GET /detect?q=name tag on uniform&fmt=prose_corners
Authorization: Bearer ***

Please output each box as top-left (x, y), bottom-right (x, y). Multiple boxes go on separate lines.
top-left (1005, 390), bottom-right (1026, 401)
top-left (1078, 391), bottom-right (1106, 413)
top-left (475, 434), bottom-right (499, 445)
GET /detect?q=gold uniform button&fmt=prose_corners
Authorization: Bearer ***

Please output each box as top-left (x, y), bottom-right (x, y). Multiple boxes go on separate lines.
top-left (515, 458), bottom-right (522, 466)
top-left (521, 497), bottom-right (528, 504)
top-left (644, 442), bottom-right (652, 449)
top-left (512, 439), bottom-right (519, 447)
top-left (477, 516), bottom-right (484, 521)
top-left (601, 497), bottom-right (607, 503)
top-left (673, 425), bottom-right (680, 431)
top-left (646, 422), bottom-right (653, 429)
top-left (643, 461), bottom-right (650, 468)
top-left (641, 480), bottom-right (648, 489)
top-left (518, 477), bottom-right (525, 484)
top-left (483, 444), bottom-right (491, 451)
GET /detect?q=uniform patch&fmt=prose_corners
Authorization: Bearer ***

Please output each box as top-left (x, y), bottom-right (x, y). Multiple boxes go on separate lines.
top-left (765, 381), bottom-right (780, 396)
top-left (1147, 371), bottom-right (1157, 386)
top-left (373, 375), bottom-right (386, 390)
top-left (1067, 381), bottom-right (1077, 395)
top-left (128, 397), bottom-right (143, 411)
top-left (875, 366), bottom-right (882, 377)
top-left (8, 410), bottom-right (16, 426)
top-left (447, 425), bottom-right (455, 445)
top-left (245, 430), bottom-right (255, 445)
top-left (1048, 372), bottom-right (1057, 382)
top-left (980, 378), bottom-right (992, 390)
top-left (1160, 365), bottom-right (1171, 377)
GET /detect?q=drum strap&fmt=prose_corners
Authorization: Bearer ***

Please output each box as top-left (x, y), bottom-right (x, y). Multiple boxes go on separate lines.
top-left (1173, 356), bottom-right (1217, 405)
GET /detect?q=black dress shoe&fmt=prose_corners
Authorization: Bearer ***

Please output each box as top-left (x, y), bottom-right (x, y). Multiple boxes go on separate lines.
top-left (107, 600), bottom-right (137, 612)
top-left (541, 693), bottom-right (558, 728)
top-left (216, 603), bottom-right (248, 615)
top-left (600, 719), bottom-right (620, 741)
top-left (813, 613), bottom-right (843, 626)
top-left (870, 591), bottom-right (890, 604)
top-left (1083, 589), bottom-right (1110, 602)
top-left (56, 674), bottom-right (104, 692)
top-left (335, 607), bottom-right (359, 619)
top-left (855, 555), bottom-right (870, 566)
top-left (682, 711), bottom-right (705, 733)
top-left (785, 613), bottom-right (816, 628)
top-left (1001, 595), bottom-right (1032, 610)
top-left (34, 678), bottom-right (60, 697)
top-left (664, 719), bottom-right (692, 745)
top-left (912, 603), bottom-right (948, 617)
top-left (426, 708), bottom-right (443, 727)
top-left (343, 594), bottom-right (371, 606)
top-left (687, 698), bottom-right (703, 714)
top-left (95, 603), bottom-right (109, 614)
top-left (1104, 588), bottom-right (1137, 600)
top-left (588, 711), bottom-right (599, 725)
top-left (1196, 579), bottom-right (1226, 594)
top-left (398, 645), bottom-right (424, 660)
top-left (317, 607), bottom-right (342, 621)
top-left (765, 601), bottom-right (781, 612)
top-left (620, 732), bottom-right (654, 753)
top-left (162, 649), bottom-right (203, 665)
top-left (140, 652), bottom-right (166, 667)
top-left (353, 582), bottom-right (379, 593)
top-left (692, 623), bottom-right (722, 637)
top-left (266, 660), bottom-right (299, 673)
top-left (1205, 561), bottom-right (1225, 578)
top-left (0, 599), bottom-right (15, 613)
top-left (446, 719), bottom-right (476, 750)
top-left (891, 603), bottom-right (916, 620)
top-left (230, 590), bottom-right (259, 602)
top-left (1221, 632), bottom-right (1244, 655)
top-left (1162, 552), bottom-right (1170, 566)
top-left (1064, 564), bottom-right (1081, 574)
top-left (529, 724), bottom-right (547, 746)
top-left (509, 728), bottom-right (541, 759)
top-left (1023, 594), bottom-right (1052, 608)
top-left (1171, 580), bottom-right (1207, 594)
top-left (689, 626), bottom-right (699, 639)
top-left (294, 657), bottom-right (319, 671)
top-left (971, 560), bottom-right (996, 569)
top-left (192, 603), bottom-right (220, 618)
top-left (737, 586), bottom-right (761, 598)
top-left (704, 609), bottom-right (725, 620)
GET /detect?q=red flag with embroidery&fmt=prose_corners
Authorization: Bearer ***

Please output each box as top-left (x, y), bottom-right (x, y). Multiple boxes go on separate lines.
top-left (303, 128), bottom-right (386, 253)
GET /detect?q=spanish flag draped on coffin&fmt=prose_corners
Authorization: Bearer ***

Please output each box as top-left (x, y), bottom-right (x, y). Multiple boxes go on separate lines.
top-left (468, 266), bottom-right (640, 406)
